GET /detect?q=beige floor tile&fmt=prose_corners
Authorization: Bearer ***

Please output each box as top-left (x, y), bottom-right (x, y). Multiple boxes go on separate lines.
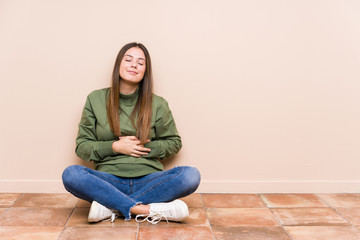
top-left (261, 194), bottom-right (327, 208)
top-left (0, 208), bottom-right (8, 216)
top-left (174, 208), bottom-right (209, 226)
top-left (207, 208), bottom-right (279, 227)
top-left (213, 226), bottom-right (291, 240)
top-left (138, 208), bottom-right (209, 227)
top-left (77, 199), bottom-right (91, 208)
top-left (13, 193), bottom-right (79, 208)
top-left (318, 194), bottom-right (360, 208)
top-left (336, 208), bottom-right (360, 226)
top-left (0, 193), bottom-right (22, 207)
top-left (202, 194), bottom-right (265, 208)
top-left (285, 226), bottom-right (360, 240)
top-left (0, 226), bottom-right (63, 240)
top-left (272, 208), bottom-right (349, 226)
top-left (138, 226), bottom-right (214, 240)
top-left (0, 207), bottom-right (73, 226)
top-left (66, 207), bottom-right (137, 227)
top-left (59, 226), bottom-right (137, 240)
top-left (180, 193), bottom-right (203, 208)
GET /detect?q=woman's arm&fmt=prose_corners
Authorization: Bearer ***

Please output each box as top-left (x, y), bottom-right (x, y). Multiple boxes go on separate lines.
top-left (143, 99), bottom-right (182, 160)
top-left (75, 95), bottom-right (117, 162)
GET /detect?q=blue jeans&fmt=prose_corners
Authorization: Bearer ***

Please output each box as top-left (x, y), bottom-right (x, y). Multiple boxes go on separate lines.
top-left (62, 165), bottom-right (201, 220)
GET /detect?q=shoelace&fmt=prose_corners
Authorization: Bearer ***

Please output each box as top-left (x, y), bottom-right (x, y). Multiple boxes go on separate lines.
top-left (135, 212), bottom-right (169, 224)
top-left (102, 212), bottom-right (118, 223)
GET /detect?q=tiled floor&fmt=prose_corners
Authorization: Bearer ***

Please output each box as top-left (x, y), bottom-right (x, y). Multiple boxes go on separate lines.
top-left (1, 193), bottom-right (360, 239)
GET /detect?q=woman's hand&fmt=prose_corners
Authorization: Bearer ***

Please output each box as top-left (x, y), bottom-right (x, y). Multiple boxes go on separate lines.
top-left (112, 136), bottom-right (151, 157)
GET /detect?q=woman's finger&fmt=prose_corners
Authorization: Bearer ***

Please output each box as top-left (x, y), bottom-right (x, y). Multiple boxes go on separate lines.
top-left (136, 150), bottom-right (149, 155)
top-left (132, 149), bottom-right (149, 156)
top-left (135, 145), bottom-right (151, 152)
top-left (128, 136), bottom-right (139, 141)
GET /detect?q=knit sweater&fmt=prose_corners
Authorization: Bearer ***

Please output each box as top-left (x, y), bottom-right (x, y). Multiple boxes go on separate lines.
top-left (75, 87), bottom-right (182, 177)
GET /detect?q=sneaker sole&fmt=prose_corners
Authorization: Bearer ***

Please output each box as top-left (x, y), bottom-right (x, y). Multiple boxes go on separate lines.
top-left (88, 201), bottom-right (109, 223)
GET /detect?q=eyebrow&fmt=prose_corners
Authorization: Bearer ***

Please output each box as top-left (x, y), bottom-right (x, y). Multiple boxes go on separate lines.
top-left (125, 54), bottom-right (145, 61)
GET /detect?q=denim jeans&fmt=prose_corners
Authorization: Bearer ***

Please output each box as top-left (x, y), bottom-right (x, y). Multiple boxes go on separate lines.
top-left (62, 165), bottom-right (201, 220)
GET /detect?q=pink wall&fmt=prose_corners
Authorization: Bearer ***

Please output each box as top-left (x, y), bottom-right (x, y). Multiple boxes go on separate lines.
top-left (1, 0), bottom-right (359, 193)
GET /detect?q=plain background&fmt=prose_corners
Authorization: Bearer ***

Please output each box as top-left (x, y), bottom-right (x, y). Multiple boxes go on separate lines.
top-left (1, 0), bottom-right (359, 193)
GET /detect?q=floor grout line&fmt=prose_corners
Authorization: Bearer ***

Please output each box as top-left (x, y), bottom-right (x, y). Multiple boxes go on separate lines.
top-left (316, 193), bottom-right (360, 231)
top-left (135, 222), bottom-right (140, 240)
top-left (332, 207), bottom-right (360, 232)
top-left (257, 193), bottom-right (294, 240)
top-left (314, 193), bottom-right (332, 207)
top-left (9, 193), bottom-right (24, 207)
top-left (200, 193), bottom-right (217, 240)
top-left (56, 226), bottom-right (67, 240)
top-left (63, 207), bottom-right (76, 228)
top-left (57, 202), bottom-right (78, 240)
top-left (0, 193), bottom-right (25, 227)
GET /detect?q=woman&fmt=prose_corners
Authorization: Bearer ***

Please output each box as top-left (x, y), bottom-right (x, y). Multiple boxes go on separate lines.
top-left (62, 42), bottom-right (201, 224)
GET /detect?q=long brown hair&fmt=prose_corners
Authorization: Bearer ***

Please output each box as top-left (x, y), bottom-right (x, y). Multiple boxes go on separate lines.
top-left (107, 42), bottom-right (153, 143)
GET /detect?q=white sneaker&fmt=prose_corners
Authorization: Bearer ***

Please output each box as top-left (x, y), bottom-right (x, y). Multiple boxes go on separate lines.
top-left (88, 201), bottom-right (118, 223)
top-left (136, 199), bottom-right (189, 224)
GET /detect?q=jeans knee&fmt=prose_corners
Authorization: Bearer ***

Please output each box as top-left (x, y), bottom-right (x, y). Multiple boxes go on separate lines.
top-left (62, 165), bottom-right (84, 189)
top-left (182, 166), bottom-right (201, 193)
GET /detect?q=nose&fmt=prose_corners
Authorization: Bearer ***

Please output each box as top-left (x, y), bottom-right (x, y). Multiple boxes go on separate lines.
top-left (131, 61), bottom-right (137, 68)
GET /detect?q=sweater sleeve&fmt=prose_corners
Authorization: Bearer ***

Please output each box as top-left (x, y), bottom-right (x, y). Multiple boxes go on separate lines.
top-left (75, 95), bottom-right (117, 162)
top-left (143, 99), bottom-right (182, 160)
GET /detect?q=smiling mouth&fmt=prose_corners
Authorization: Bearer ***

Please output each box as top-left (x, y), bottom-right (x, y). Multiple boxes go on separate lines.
top-left (127, 70), bottom-right (138, 74)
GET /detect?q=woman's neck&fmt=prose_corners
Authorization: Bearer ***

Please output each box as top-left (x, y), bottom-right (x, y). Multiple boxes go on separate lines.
top-left (119, 82), bottom-right (139, 95)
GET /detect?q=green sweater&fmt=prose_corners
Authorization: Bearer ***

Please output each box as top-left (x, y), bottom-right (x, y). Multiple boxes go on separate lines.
top-left (75, 88), bottom-right (182, 177)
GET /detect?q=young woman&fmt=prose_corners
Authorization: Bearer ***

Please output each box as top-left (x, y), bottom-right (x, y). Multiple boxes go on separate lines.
top-left (62, 42), bottom-right (201, 224)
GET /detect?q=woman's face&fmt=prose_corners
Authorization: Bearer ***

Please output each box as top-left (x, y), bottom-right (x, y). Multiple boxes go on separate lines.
top-left (119, 47), bottom-right (146, 85)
